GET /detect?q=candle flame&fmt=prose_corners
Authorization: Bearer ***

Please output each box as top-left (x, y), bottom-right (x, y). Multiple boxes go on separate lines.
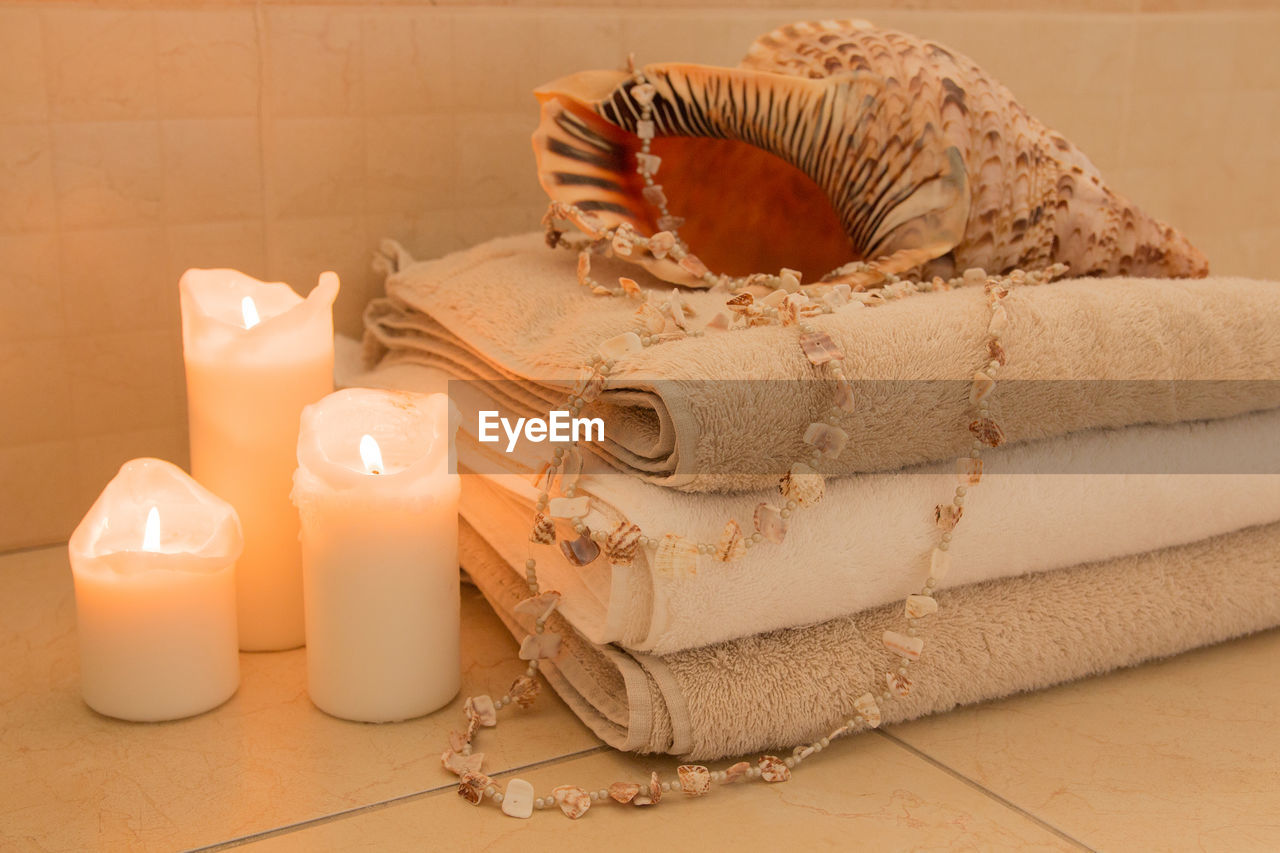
top-left (142, 506), bottom-right (161, 552)
top-left (360, 434), bottom-right (384, 475)
top-left (241, 296), bottom-right (260, 329)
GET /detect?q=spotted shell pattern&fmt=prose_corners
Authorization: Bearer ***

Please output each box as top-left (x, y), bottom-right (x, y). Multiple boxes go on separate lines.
top-left (533, 19), bottom-right (1207, 287)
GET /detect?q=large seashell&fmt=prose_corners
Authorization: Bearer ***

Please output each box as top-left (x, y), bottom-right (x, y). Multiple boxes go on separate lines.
top-left (714, 519), bottom-right (746, 562)
top-left (759, 756), bottom-right (791, 783)
top-left (605, 521), bottom-right (643, 566)
top-left (678, 765), bottom-right (712, 796)
top-left (547, 496), bottom-right (591, 519)
top-left (533, 21), bottom-right (1206, 289)
top-left (883, 630), bottom-right (924, 661)
top-left (779, 462), bottom-right (824, 507)
top-left (609, 782), bottom-right (641, 804)
top-left (519, 632), bottom-right (562, 660)
top-left (559, 532), bottom-right (601, 566)
top-left (969, 417), bottom-right (1005, 447)
top-left (854, 692), bottom-right (882, 727)
top-left (803, 422), bottom-right (848, 459)
top-left (753, 503), bottom-right (788, 544)
top-left (465, 695), bottom-right (497, 727)
top-left (552, 785), bottom-right (592, 819)
top-left (529, 513), bottom-right (556, 545)
top-left (502, 778), bottom-right (536, 819)
top-left (724, 761), bottom-right (751, 783)
top-left (654, 533), bottom-right (698, 578)
top-left (905, 594), bottom-right (938, 619)
top-left (799, 330), bottom-right (844, 365)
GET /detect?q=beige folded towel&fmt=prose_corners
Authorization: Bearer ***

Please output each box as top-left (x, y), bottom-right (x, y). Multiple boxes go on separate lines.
top-left (364, 233), bottom-right (1280, 491)
top-left (461, 518), bottom-right (1280, 760)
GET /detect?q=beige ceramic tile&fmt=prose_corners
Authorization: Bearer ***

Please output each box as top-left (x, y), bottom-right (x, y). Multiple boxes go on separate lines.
top-left (155, 9), bottom-right (260, 119)
top-left (0, 337), bottom-right (73, 447)
top-left (264, 6), bottom-right (363, 118)
top-left (365, 210), bottom-right (467, 268)
top-left (161, 118), bottom-right (264, 224)
top-left (0, 549), bottom-right (602, 852)
top-left (365, 114), bottom-right (456, 215)
top-left (0, 8), bottom-right (47, 122)
top-left (42, 7), bottom-right (157, 122)
top-left (72, 426), bottom-right (191, 517)
top-left (241, 733), bottom-right (1082, 852)
top-left (0, 122), bottom-right (56, 234)
top-left (361, 8), bottom-right (454, 116)
top-left (622, 10), bottom-right (764, 68)
top-left (532, 10), bottom-right (626, 84)
top-left (453, 203), bottom-right (546, 250)
top-left (888, 629), bottom-right (1280, 852)
top-left (450, 11), bottom-right (544, 114)
top-left (0, 233), bottom-right (63, 342)
top-left (453, 112), bottom-right (544, 210)
top-left (0, 443), bottom-right (79, 549)
top-left (165, 219), bottom-right (270, 286)
top-left (266, 117), bottom-right (364, 219)
top-left (65, 330), bottom-right (184, 436)
top-left (265, 215), bottom-right (372, 339)
top-left (59, 226), bottom-right (175, 335)
top-left (51, 120), bottom-right (163, 230)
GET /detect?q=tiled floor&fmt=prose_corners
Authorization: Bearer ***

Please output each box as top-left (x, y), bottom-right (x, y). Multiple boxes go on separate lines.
top-left (3, 544), bottom-right (1278, 852)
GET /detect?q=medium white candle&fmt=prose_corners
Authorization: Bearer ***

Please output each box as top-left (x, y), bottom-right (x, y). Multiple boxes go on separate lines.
top-left (179, 268), bottom-right (338, 651)
top-left (68, 458), bottom-right (243, 722)
top-left (292, 389), bottom-right (462, 722)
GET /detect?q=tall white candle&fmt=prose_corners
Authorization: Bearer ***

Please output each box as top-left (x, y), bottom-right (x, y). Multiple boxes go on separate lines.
top-left (180, 269), bottom-right (338, 651)
top-left (68, 458), bottom-right (243, 722)
top-left (292, 389), bottom-right (461, 722)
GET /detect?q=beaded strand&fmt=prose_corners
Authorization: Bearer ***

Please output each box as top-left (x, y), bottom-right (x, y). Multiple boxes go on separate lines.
top-left (444, 66), bottom-right (1068, 819)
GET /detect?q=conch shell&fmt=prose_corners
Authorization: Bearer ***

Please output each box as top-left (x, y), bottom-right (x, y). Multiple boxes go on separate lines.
top-left (532, 19), bottom-right (1207, 287)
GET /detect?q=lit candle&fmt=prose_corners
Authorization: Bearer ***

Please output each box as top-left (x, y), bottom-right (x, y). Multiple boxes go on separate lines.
top-left (68, 458), bottom-right (243, 721)
top-left (292, 389), bottom-right (461, 722)
top-left (179, 268), bottom-right (338, 651)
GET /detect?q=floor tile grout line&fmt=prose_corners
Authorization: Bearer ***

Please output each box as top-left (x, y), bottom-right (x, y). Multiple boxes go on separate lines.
top-left (0, 541), bottom-right (67, 559)
top-left (188, 744), bottom-right (611, 851)
top-left (873, 729), bottom-right (1097, 852)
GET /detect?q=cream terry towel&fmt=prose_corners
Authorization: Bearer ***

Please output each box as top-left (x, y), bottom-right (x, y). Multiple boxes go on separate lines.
top-left (363, 234), bottom-right (1280, 491)
top-left (353, 360), bottom-right (1280, 654)
top-left (461, 518), bottom-right (1280, 760)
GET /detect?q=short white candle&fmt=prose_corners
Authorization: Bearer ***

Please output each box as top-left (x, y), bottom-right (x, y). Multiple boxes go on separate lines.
top-left (68, 458), bottom-right (243, 722)
top-left (180, 268), bottom-right (338, 651)
top-left (292, 389), bottom-right (462, 722)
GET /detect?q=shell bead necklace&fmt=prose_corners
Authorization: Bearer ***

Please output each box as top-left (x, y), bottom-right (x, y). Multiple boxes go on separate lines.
top-left (442, 68), bottom-right (1067, 819)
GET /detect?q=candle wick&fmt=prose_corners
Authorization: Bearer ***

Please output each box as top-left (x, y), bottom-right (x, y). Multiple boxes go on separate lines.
top-left (241, 296), bottom-right (261, 330)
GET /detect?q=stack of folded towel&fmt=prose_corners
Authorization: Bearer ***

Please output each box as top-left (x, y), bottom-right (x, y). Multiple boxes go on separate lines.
top-left (361, 233), bottom-right (1280, 760)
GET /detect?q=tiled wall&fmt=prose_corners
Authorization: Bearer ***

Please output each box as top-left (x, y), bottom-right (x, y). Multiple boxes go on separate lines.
top-left (2, 1), bottom-right (1279, 550)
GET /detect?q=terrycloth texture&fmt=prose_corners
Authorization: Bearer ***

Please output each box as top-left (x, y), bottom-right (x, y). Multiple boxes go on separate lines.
top-left (353, 358), bottom-right (1280, 654)
top-left (461, 517), bottom-right (1280, 759)
top-left (363, 233), bottom-right (1280, 491)
top-left (459, 412), bottom-right (1280, 654)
